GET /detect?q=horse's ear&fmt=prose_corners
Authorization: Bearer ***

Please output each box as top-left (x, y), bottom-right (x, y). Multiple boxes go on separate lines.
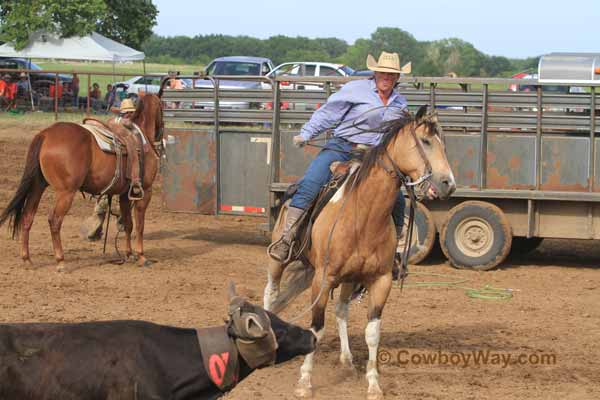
top-left (416, 105), bottom-right (428, 122)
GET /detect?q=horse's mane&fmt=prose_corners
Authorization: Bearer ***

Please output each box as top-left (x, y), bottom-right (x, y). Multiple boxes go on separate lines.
top-left (131, 94), bottom-right (149, 121)
top-left (351, 113), bottom-right (413, 189)
top-left (131, 94), bottom-right (163, 139)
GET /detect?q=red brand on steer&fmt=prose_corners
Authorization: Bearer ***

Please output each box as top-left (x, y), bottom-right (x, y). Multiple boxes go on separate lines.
top-left (208, 352), bottom-right (230, 385)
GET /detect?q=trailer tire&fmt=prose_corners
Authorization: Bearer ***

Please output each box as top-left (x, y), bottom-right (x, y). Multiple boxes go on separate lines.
top-left (397, 201), bottom-right (436, 264)
top-left (441, 201), bottom-right (512, 271)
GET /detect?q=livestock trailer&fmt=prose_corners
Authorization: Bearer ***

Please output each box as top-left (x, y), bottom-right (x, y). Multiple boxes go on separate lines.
top-left (160, 56), bottom-right (600, 270)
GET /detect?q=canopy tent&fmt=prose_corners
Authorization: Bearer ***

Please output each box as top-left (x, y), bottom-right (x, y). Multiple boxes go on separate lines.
top-left (0, 31), bottom-right (144, 61)
top-left (0, 31), bottom-right (145, 114)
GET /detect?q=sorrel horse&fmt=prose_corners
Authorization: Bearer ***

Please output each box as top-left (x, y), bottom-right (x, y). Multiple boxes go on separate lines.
top-left (263, 106), bottom-right (456, 400)
top-left (0, 94), bottom-right (164, 271)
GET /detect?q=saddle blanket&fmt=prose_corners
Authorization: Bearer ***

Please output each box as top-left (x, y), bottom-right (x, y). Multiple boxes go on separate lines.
top-left (79, 122), bottom-right (147, 154)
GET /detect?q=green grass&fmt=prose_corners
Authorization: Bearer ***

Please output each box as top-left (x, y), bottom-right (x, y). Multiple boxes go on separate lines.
top-left (0, 109), bottom-right (111, 124)
top-left (33, 60), bottom-right (202, 96)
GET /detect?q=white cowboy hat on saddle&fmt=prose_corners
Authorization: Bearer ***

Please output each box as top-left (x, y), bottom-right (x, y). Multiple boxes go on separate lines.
top-left (366, 51), bottom-right (412, 75)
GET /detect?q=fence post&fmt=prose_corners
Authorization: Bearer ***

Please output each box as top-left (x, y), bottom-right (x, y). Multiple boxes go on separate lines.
top-left (478, 83), bottom-right (489, 190)
top-left (268, 80), bottom-right (281, 230)
top-left (54, 73), bottom-right (59, 121)
top-left (86, 74), bottom-right (91, 116)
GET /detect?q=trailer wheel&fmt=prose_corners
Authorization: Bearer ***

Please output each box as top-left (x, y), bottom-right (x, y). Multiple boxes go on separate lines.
top-left (396, 201), bottom-right (436, 264)
top-left (441, 201), bottom-right (512, 271)
top-left (510, 237), bottom-right (544, 256)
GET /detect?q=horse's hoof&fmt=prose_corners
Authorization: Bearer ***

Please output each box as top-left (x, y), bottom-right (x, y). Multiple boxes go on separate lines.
top-left (367, 388), bottom-right (384, 400)
top-left (138, 258), bottom-right (154, 268)
top-left (338, 357), bottom-right (358, 378)
top-left (294, 385), bottom-right (313, 398)
top-left (56, 262), bottom-right (67, 273)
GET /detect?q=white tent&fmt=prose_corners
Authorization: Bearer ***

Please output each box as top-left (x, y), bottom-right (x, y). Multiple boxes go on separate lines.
top-left (0, 31), bottom-right (145, 61)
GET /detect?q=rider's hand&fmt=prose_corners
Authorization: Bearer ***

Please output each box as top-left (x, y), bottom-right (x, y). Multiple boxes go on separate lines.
top-left (293, 135), bottom-right (307, 148)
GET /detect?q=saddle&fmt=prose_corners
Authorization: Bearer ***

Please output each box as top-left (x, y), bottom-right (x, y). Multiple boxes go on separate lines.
top-left (79, 118), bottom-right (148, 155)
top-left (80, 118), bottom-right (147, 197)
top-left (283, 160), bottom-right (361, 262)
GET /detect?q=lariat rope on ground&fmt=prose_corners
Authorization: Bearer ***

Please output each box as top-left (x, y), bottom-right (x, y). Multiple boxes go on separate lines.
top-left (394, 272), bottom-right (515, 300)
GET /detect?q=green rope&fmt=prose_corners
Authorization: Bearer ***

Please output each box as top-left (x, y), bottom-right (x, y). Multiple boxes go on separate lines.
top-left (397, 272), bottom-right (514, 300)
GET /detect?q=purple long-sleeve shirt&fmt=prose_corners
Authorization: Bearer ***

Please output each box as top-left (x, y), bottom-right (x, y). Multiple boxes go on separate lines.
top-left (299, 79), bottom-right (408, 146)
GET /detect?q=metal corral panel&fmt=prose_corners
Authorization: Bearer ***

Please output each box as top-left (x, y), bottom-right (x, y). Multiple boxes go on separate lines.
top-left (444, 133), bottom-right (481, 188)
top-left (219, 132), bottom-right (272, 215)
top-left (279, 130), bottom-right (320, 183)
top-left (541, 136), bottom-right (589, 191)
top-left (162, 129), bottom-right (217, 214)
top-left (487, 134), bottom-right (536, 189)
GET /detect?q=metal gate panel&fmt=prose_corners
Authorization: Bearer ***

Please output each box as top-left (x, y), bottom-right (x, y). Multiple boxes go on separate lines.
top-left (541, 136), bottom-right (589, 191)
top-left (219, 131), bottom-right (271, 215)
top-left (162, 129), bottom-right (217, 214)
top-left (279, 130), bottom-right (320, 183)
top-left (444, 133), bottom-right (481, 188)
top-left (593, 137), bottom-right (600, 192)
top-left (487, 134), bottom-right (536, 189)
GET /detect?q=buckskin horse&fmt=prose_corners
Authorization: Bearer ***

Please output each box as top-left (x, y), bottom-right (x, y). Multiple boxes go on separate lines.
top-left (263, 106), bottom-right (456, 400)
top-left (0, 94), bottom-right (164, 270)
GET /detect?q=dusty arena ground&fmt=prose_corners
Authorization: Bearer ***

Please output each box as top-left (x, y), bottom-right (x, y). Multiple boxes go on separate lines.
top-left (0, 119), bottom-right (599, 399)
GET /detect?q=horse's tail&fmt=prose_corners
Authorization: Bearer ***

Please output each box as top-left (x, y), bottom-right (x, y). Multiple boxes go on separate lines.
top-left (0, 134), bottom-right (47, 239)
top-left (270, 261), bottom-right (315, 315)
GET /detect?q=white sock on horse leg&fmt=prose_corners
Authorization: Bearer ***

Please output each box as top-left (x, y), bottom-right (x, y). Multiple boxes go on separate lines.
top-left (336, 300), bottom-right (352, 365)
top-left (365, 319), bottom-right (382, 394)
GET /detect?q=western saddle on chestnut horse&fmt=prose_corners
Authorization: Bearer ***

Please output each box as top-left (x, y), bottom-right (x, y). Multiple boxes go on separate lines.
top-left (79, 118), bottom-right (148, 200)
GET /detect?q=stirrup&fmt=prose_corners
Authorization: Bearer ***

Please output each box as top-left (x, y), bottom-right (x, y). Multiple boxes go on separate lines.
top-left (128, 184), bottom-right (144, 201)
top-left (267, 236), bottom-right (295, 264)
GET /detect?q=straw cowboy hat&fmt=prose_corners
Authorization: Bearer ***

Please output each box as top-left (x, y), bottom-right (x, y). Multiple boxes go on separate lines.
top-left (120, 98), bottom-right (136, 113)
top-left (366, 51), bottom-right (412, 74)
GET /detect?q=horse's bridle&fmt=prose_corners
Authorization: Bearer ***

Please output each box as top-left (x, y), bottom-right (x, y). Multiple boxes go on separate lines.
top-left (377, 119), bottom-right (434, 199)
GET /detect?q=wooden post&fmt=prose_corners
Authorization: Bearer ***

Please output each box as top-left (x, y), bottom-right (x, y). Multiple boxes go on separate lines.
top-left (54, 73), bottom-right (59, 121)
top-left (87, 73), bottom-right (91, 115)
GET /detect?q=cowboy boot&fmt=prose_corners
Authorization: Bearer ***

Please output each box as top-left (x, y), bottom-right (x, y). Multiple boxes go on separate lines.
top-left (269, 206), bottom-right (304, 262)
top-left (125, 135), bottom-right (144, 200)
top-left (81, 197), bottom-right (108, 241)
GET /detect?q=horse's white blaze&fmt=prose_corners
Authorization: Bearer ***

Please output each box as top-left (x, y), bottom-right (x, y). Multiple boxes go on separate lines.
top-left (365, 319), bottom-right (383, 395)
top-left (336, 300), bottom-right (352, 365)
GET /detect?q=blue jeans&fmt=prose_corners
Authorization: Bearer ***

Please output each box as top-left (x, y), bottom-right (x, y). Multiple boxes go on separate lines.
top-left (290, 137), bottom-right (405, 230)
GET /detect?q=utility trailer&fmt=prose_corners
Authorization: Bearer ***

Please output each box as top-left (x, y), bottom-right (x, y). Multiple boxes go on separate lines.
top-left (160, 54), bottom-right (600, 270)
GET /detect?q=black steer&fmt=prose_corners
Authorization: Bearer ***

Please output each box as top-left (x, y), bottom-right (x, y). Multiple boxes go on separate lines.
top-left (0, 285), bottom-right (316, 400)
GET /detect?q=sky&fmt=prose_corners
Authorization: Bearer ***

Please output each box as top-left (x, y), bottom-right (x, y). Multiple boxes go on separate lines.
top-left (152, 0), bottom-right (599, 59)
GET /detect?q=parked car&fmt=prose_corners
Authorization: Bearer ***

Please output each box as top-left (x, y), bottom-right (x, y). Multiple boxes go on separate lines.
top-left (260, 62), bottom-right (355, 111)
top-left (264, 62), bottom-right (354, 91)
top-left (193, 56), bottom-right (274, 109)
top-left (114, 75), bottom-right (170, 97)
top-left (508, 72), bottom-right (586, 113)
top-left (0, 57), bottom-right (72, 83)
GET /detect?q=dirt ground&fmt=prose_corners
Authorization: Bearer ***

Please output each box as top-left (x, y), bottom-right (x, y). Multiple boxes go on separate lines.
top-left (0, 121), bottom-right (599, 400)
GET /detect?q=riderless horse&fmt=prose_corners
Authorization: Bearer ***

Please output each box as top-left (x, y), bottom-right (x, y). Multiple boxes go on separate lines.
top-left (264, 106), bottom-right (456, 400)
top-left (0, 94), bottom-right (164, 270)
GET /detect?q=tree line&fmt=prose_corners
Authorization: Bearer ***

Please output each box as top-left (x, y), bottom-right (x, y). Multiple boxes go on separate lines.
top-left (0, 1), bottom-right (537, 77)
top-left (142, 27), bottom-right (539, 77)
